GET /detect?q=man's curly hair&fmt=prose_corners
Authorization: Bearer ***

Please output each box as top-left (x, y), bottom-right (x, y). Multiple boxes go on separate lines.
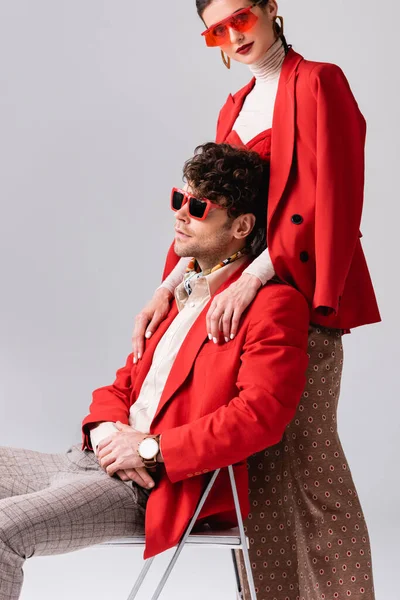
top-left (182, 142), bottom-right (270, 257)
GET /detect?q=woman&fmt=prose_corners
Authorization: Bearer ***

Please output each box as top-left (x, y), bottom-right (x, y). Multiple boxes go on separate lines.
top-left (132, 1), bottom-right (380, 599)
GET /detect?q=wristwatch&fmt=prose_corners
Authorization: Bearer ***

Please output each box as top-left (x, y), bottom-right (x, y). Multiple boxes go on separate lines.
top-left (137, 434), bottom-right (161, 469)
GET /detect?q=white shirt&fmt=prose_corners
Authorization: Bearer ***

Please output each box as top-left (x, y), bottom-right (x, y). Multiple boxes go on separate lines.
top-left (90, 258), bottom-right (248, 454)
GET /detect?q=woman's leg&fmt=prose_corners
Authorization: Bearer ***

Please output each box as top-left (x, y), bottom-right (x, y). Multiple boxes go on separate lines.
top-left (235, 326), bottom-right (375, 600)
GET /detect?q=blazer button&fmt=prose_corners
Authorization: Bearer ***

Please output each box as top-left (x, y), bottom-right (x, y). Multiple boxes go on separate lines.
top-left (300, 251), bottom-right (309, 263)
top-left (291, 214), bottom-right (303, 225)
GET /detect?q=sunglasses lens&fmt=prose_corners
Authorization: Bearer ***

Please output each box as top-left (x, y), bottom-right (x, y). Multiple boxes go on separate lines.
top-left (203, 9), bottom-right (258, 47)
top-left (189, 197), bottom-right (207, 219)
top-left (172, 190), bottom-right (184, 210)
top-left (231, 11), bottom-right (258, 33)
top-left (205, 24), bottom-right (228, 47)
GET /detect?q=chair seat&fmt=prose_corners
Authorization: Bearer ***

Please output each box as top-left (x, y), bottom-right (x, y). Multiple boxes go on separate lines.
top-left (99, 526), bottom-right (248, 549)
top-left (97, 466), bottom-right (256, 599)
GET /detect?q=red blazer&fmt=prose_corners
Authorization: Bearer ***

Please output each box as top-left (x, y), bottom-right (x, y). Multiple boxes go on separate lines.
top-left (82, 264), bottom-right (309, 558)
top-left (163, 48), bottom-right (381, 330)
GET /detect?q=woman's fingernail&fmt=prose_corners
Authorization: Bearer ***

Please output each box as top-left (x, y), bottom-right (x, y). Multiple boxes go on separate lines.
top-left (213, 337), bottom-right (218, 344)
top-left (225, 337), bottom-right (229, 343)
top-left (145, 331), bottom-right (152, 339)
top-left (138, 352), bottom-right (141, 360)
top-left (230, 334), bottom-right (235, 340)
top-left (133, 357), bottom-right (137, 364)
top-left (208, 333), bottom-right (212, 340)
top-left (148, 482), bottom-right (154, 488)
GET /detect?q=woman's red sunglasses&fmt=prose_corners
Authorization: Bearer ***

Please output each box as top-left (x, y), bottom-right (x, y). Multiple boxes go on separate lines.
top-left (171, 187), bottom-right (224, 221)
top-left (201, 4), bottom-right (259, 48)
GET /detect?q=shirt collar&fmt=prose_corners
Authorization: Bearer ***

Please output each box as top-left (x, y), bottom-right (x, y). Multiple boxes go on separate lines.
top-left (175, 256), bottom-right (248, 312)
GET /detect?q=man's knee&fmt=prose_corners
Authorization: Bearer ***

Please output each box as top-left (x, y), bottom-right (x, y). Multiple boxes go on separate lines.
top-left (0, 502), bottom-right (35, 560)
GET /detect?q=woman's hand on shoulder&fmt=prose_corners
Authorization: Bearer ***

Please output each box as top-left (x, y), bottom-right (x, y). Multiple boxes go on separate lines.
top-left (206, 273), bottom-right (262, 343)
top-left (132, 287), bottom-right (173, 363)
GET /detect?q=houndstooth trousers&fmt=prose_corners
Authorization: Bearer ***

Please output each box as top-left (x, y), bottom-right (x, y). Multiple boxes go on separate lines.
top-left (0, 443), bottom-right (150, 600)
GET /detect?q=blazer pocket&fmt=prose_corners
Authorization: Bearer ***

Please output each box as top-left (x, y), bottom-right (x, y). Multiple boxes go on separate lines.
top-left (197, 340), bottom-right (237, 359)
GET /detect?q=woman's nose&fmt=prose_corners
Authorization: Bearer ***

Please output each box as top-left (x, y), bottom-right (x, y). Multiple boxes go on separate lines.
top-left (228, 26), bottom-right (244, 45)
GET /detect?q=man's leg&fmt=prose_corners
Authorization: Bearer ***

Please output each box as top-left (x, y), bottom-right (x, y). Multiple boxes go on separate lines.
top-left (0, 445), bottom-right (77, 499)
top-left (0, 444), bottom-right (149, 600)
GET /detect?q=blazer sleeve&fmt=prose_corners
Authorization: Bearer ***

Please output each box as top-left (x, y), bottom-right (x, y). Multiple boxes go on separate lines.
top-left (309, 63), bottom-right (366, 315)
top-left (81, 354), bottom-right (135, 450)
top-left (160, 287), bottom-right (310, 483)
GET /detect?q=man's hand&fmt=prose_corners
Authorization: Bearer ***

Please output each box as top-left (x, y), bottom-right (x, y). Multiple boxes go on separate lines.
top-left (97, 422), bottom-right (150, 477)
top-left (115, 467), bottom-right (155, 489)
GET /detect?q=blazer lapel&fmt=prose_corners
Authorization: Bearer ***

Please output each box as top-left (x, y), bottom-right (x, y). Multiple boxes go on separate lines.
top-left (216, 79), bottom-right (255, 143)
top-left (131, 302), bottom-right (179, 400)
top-left (216, 49), bottom-right (304, 225)
top-left (268, 48), bottom-right (304, 226)
top-left (150, 262), bottom-right (250, 428)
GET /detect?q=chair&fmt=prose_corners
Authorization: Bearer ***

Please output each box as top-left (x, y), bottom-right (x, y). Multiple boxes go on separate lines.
top-left (99, 465), bottom-right (257, 600)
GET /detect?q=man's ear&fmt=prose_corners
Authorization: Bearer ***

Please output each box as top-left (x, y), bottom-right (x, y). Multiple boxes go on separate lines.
top-left (233, 213), bottom-right (256, 240)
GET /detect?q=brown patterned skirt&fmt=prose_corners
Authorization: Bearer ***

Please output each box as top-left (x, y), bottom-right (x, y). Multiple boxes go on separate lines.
top-left (235, 325), bottom-right (375, 600)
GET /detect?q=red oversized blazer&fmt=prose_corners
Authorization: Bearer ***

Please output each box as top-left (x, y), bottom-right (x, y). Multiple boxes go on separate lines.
top-left (163, 48), bottom-right (381, 330)
top-left (82, 264), bottom-right (310, 558)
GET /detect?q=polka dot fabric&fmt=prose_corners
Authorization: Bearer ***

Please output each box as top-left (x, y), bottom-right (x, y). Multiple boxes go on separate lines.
top-left (234, 325), bottom-right (375, 600)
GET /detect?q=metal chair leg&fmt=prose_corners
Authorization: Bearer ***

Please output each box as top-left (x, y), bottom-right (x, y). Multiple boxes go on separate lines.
top-left (149, 469), bottom-right (222, 599)
top-left (228, 465), bottom-right (257, 600)
top-left (125, 465), bottom-right (254, 600)
top-left (126, 556), bottom-right (155, 600)
top-left (231, 548), bottom-right (244, 599)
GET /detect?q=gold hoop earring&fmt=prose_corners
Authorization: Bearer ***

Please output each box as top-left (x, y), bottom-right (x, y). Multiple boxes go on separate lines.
top-left (273, 15), bottom-right (284, 37)
top-left (220, 49), bottom-right (231, 70)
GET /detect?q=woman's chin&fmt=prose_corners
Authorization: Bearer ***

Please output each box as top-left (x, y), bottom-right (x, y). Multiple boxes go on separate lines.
top-left (233, 47), bottom-right (265, 66)
top-left (233, 55), bottom-right (253, 66)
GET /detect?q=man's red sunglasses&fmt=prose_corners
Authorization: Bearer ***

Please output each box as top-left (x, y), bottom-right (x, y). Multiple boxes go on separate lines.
top-left (171, 187), bottom-right (224, 221)
top-left (201, 4), bottom-right (259, 48)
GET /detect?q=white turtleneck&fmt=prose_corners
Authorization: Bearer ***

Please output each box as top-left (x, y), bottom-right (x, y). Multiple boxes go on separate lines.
top-left (159, 39), bottom-right (286, 295)
top-left (232, 37), bottom-right (285, 144)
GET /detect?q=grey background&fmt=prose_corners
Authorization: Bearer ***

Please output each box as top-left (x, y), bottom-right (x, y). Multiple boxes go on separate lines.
top-left (0, 1), bottom-right (397, 598)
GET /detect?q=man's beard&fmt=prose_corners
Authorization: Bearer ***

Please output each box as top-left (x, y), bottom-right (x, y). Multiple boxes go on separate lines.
top-left (174, 231), bottom-right (233, 271)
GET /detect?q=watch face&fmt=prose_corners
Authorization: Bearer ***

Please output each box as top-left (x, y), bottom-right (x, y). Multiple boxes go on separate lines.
top-left (139, 437), bottom-right (159, 460)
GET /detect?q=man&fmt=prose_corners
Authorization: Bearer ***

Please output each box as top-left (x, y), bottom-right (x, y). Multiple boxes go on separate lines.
top-left (0, 143), bottom-right (309, 599)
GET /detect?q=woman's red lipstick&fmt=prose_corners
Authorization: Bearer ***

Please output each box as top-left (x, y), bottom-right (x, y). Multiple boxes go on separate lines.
top-left (237, 42), bottom-right (254, 55)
